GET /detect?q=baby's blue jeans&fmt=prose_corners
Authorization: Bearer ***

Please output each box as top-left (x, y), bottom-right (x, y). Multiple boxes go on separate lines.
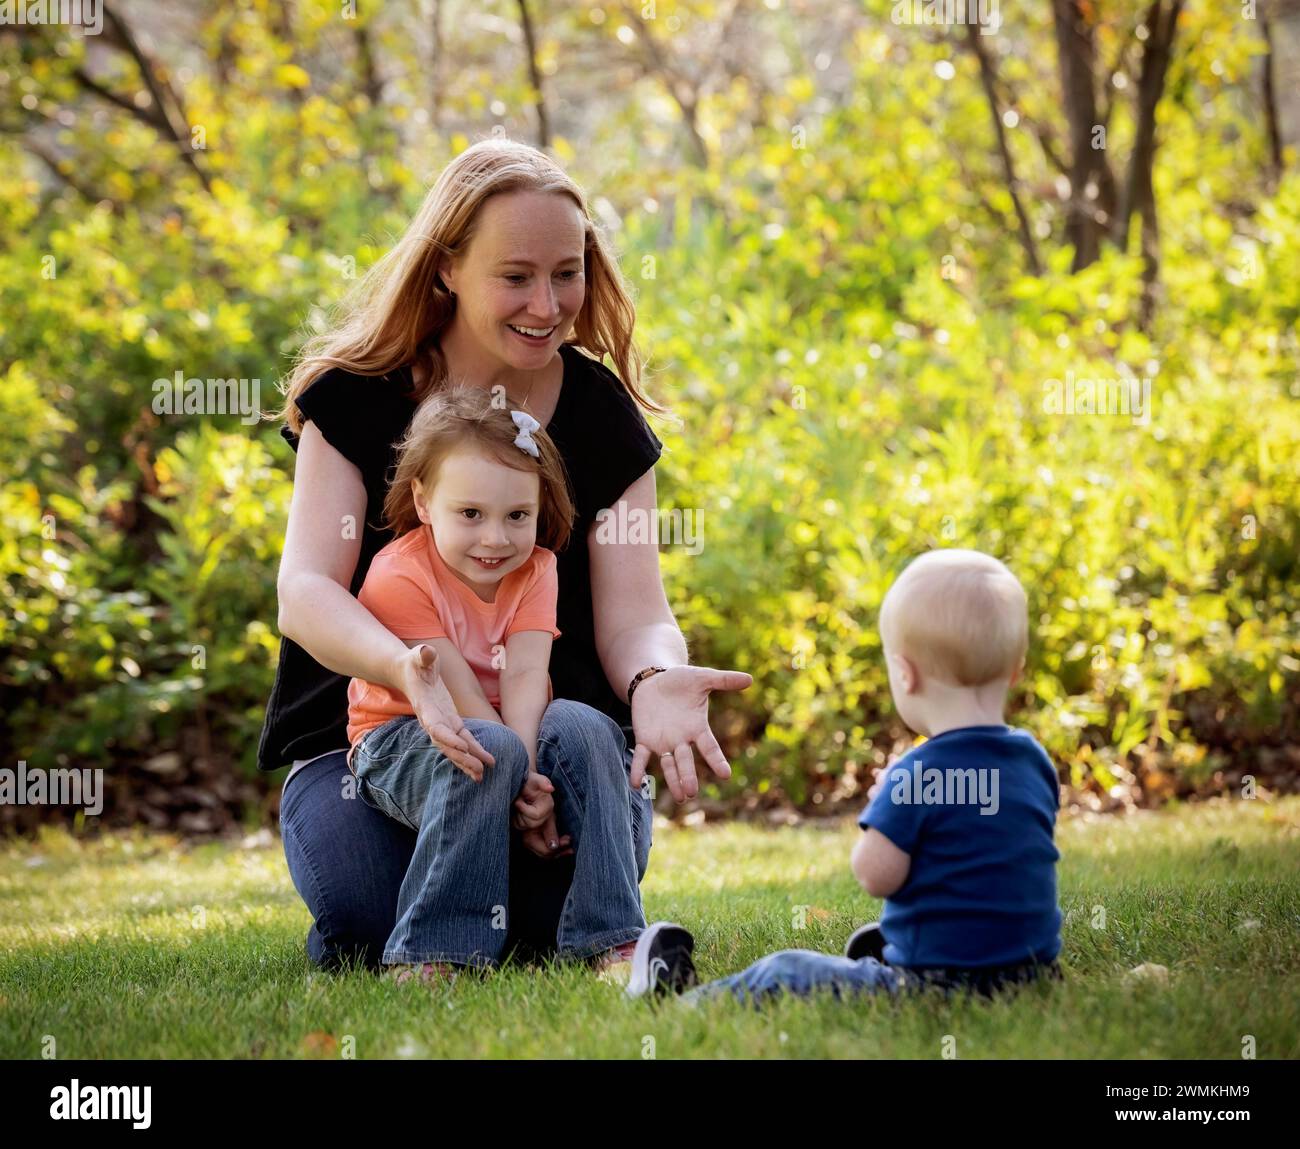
top-left (687, 949), bottom-right (1060, 1005)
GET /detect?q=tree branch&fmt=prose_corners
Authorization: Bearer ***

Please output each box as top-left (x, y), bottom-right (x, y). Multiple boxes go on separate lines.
top-left (21, 137), bottom-right (117, 207)
top-left (100, 1), bottom-right (210, 190)
top-left (620, 2), bottom-right (709, 167)
top-left (1261, 14), bottom-right (1284, 185)
top-left (992, 83), bottom-right (1071, 178)
top-left (516, 0), bottom-right (550, 149)
top-left (429, 0), bottom-right (445, 130)
top-left (965, 24), bottom-right (1042, 275)
top-left (70, 64), bottom-right (163, 133)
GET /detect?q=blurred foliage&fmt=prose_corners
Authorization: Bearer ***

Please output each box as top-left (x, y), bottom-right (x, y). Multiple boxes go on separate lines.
top-left (0, 1), bottom-right (1296, 817)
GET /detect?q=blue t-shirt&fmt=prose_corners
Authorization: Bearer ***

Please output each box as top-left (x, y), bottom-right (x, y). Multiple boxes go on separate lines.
top-left (859, 724), bottom-right (1062, 970)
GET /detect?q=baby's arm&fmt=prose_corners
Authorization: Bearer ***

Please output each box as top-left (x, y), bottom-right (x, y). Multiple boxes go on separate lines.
top-left (404, 637), bottom-right (502, 724)
top-left (498, 630), bottom-right (553, 772)
top-left (851, 829), bottom-right (911, 898)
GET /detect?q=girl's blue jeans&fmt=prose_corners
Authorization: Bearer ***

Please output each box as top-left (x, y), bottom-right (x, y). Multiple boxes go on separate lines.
top-left (279, 699), bottom-right (652, 971)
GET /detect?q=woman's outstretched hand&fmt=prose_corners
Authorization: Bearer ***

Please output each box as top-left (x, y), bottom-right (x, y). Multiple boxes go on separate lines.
top-left (393, 644), bottom-right (495, 782)
top-left (628, 665), bottom-right (753, 803)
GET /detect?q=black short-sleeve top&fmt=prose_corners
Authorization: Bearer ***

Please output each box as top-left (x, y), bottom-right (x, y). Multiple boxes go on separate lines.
top-left (256, 341), bottom-right (664, 771)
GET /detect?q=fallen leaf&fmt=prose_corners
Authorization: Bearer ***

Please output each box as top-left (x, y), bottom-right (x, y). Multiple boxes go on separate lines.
top-left (1125, 962), bottom-right (1170, 986)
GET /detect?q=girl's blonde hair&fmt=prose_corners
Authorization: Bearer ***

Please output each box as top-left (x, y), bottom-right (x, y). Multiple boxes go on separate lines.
top-left (382, 386), bottom-right (575, 553)
top-left (277, 136), bottom-right (670, 433)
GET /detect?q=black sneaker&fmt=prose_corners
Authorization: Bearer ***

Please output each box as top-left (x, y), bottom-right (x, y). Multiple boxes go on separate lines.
top-left (844, 922), bottom-right (887, 962)
top-left (625, 922), bottom-right (697, 999)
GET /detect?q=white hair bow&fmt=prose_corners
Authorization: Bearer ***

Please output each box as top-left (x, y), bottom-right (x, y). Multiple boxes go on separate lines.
top-left (511, 409), bottom-right (541, 458)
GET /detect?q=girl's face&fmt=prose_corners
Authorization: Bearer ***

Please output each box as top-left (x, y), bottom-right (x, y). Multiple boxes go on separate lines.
top-left (439, 190), bottom-right (587, 376)
top-left (412, 446), bottom-right (541, 601)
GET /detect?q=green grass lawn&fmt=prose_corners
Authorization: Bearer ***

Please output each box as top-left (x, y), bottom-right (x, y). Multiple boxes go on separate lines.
top-left (2, 797), bottom-right (1298, 1059)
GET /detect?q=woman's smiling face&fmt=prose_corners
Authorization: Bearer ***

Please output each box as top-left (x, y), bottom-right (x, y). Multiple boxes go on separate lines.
top-left (412, 447), bottom-right (541, 602)
top-left (440, 190), bottom-right (587, 375)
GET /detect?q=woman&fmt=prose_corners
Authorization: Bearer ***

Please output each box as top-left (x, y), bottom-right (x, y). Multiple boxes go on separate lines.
top-left (262, 137), bottom-right (751, 978)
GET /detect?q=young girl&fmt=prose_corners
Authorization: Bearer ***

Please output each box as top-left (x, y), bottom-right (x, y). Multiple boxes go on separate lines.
top-left (345, 385), bottom-right (581, 983)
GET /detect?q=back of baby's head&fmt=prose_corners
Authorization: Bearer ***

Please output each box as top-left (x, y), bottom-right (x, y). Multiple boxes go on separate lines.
top-left (879, 549), bottom-right (1027, 686)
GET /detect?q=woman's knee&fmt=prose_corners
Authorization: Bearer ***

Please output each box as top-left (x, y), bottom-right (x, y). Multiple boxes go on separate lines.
top-left (286, 837), bottom-right (396, 973)
top-left (280, 755), bottom-right (414, 971)
top-left (632, 784), bottom-right (653, 878)
top-left (541, 698), bottom-right (628, 744)
top-left (539, 700), bottom-right (629, 775)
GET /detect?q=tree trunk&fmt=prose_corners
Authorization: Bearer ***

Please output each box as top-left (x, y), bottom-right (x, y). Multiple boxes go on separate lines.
top-left (1115, 0), bottom-right (1184, 330)
top-left (1050, 0), bottom-right (1113, 271)
top-left (1261, 15), bottom-right (1284, 185)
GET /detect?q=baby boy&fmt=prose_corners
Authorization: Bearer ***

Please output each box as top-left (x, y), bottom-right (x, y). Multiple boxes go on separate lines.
top-left (627, 548), bottom-right (1063, 1003)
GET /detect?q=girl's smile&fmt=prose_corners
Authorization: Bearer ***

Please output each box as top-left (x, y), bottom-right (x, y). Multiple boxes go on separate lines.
top-left (411, 447), bottom-right (541, 602)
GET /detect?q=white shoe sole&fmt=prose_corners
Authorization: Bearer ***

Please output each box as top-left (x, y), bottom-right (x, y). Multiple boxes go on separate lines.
top-left (626, 922), bottom-right (696, 998)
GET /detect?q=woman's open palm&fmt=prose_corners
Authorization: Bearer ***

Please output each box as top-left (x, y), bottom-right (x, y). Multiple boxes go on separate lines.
top-left (395, 644), bottom-right (495, 782)
top-left (629, 665), bottom-right (752, 802)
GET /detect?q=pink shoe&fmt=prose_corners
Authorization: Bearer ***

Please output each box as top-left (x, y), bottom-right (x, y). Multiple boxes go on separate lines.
top-left (591, 939), bottom-right (639, 984)
top-left (390, 961), bottom-right (459, 988)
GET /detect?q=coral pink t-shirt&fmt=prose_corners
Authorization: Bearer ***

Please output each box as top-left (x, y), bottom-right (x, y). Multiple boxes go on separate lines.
top-left (346, 525), bottom-right (561, 758)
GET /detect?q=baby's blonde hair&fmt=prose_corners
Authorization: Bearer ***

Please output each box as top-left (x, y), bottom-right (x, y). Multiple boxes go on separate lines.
top-left (879, 549), bottom-right (1028, 686)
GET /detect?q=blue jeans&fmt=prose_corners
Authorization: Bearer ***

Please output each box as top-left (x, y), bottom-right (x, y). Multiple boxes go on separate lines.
top-left (688, 949), bottom-right (1060, 1005)
top-left (687, 951), bottom-right (916, 1005)
top-left (280, 699), bottom-right (652, 971)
